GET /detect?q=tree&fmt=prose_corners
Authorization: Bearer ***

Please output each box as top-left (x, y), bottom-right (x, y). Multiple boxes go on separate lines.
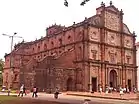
top-left (0, 59), bottom-right (4, 86)
top-left (0, 59), bottom-right (4, 72)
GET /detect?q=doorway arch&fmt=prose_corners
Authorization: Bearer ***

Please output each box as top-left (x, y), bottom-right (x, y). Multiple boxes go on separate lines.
top-left (67, 77), bottom-right (73, 91)
top-left (109, 70), bottom-right (117, 88)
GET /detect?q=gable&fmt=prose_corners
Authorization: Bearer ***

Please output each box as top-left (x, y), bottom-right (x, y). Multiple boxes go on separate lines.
top-left (123, 24), bottom-right (131, 34)
top-left (106, 6), bottom-right (119, 13)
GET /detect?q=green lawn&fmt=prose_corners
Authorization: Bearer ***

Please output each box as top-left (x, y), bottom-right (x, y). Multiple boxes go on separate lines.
top-left (0, 96), bottom-right (68, 104)
top-left (0, 95), bottom-right (19, 104)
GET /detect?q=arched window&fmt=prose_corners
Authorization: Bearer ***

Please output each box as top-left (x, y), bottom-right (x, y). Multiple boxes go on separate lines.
top-left (68, 36), bottom-right (71, 43)
top-left (126, 56), bottom-right (131, 64)
top-left (59, 38), bottom-right (62, 46)
top-left (38, 46), bottom-right (40, 51)
top-left (51, 41), bottom-right (54, 47)
top-left (14, 74), bottom-right (18, 81)
top-left (44, 44), bottom-right (47, 50)
top-left (91, 50), bottom-right (97, 60)
top-left (68, 35), bottom-right (71, 39)
top-left (59, 50), bottom-right (62, 54)
top-left (109, 53), bottom-right (115, 63)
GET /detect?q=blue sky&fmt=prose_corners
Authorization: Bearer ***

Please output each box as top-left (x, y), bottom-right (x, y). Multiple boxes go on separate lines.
top-left (0, 0), bottom-right (138, 59)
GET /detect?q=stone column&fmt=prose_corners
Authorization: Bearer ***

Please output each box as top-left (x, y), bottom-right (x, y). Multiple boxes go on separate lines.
top-left (89, 67), bottom-right (92, 92)
top-left (82, 63), bottom-right (90, 92)
top-left (101, 64), bottom-right (105, 92)
top-left (105, 67), bottom-right (108, 86)
top-left (122, 68), bottom-right (126, 88)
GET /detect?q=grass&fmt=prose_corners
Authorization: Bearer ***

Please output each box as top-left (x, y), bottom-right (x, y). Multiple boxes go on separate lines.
top-left (1, 90), bottom-right (17, 94)
top-left (0, 96), bottom-right (70, 104)
top-left (0, 95), bottom-right (19, 104)
top-left (0, 95), bottom-right (18, 101)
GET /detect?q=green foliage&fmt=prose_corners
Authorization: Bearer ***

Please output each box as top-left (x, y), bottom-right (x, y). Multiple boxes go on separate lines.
top-left (0, 59), bottom-right (4, 86)
top-left (0, 59), bottom-right (4, 72)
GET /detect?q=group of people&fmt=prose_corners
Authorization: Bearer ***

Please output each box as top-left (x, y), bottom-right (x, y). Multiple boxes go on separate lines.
top-left (18, 84), bottom-right (38, 98)
top-left (98, 85), bottom-right (137, 95)
top-left (18, 84), bottom-right (27, 97)
top-left (18, 84), bottom-right (59, 98)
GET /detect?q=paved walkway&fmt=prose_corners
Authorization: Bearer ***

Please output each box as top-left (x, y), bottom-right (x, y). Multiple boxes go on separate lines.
top-left (66, 91), bottom-right (138, 100)
top-left (0, 92), bottom-right (139, 104)
top-left (24, 93), bottom-right (139, 104)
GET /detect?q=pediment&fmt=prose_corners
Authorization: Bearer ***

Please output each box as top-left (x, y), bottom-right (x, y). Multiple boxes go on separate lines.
top-left (123, 24), bottom-right (131, 34)
top-left (106, 5), bottom-right (119, 13)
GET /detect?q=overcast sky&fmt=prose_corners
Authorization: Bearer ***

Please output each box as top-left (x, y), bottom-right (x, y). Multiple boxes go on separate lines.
top-left (0, 0), bottom-right (138, 59)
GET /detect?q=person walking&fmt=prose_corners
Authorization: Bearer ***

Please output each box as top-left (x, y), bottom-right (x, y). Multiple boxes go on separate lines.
top-left (18, 84), bottom-right (24, 97)
top-left (23, 85), bottom-right (27, 96)
top-left (54, 87), bottom-right (59, 99)
top-left (7, 88), bottom-right (11, 96)
top-left (32, 86), bottom-right (37, 98)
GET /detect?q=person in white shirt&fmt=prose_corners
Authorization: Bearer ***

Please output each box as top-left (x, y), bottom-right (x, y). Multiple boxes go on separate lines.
top-left (18, 84), bottom-right (24, 97)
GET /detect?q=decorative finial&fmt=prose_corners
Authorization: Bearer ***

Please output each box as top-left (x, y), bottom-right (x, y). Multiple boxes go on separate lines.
top-left (120, 9), bottom-right (123, 12)
top-left (73, 22), bottom-right (75, 24)
top-left (101, 1), bottom-right (104, 6)
top-left (84, 17), bottom-right (88, 23)
top-left (110, 1), bottom-right (112, 6)
top-left (101, 1), bottom-right (105, 7)
top-left (103, 3), bottom-right (105, 6)
top-left (120, 9), bottom-right (124, 15)
top-left (22, 39), bottom-right (24, 43)
top-left (14, 32), bottom-right (17, 35)
top-left (133, 31), bottom-right (135, 35)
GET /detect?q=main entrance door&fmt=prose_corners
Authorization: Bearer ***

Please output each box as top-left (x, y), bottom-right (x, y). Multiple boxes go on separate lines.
top-left (67, 78), bottom-right (73, 91)
top-left (35, 70), bottom-right (47, 91)
top-left (109, 70), bottom-right (117, 88)
top-left (92, 77), bottom-right (97, 92)
top-left (128, 79), bottom-right (131, 91)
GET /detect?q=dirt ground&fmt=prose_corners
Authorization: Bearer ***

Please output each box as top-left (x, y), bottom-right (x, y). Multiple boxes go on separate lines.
top-left (0, 98), bottom-right (70, 104)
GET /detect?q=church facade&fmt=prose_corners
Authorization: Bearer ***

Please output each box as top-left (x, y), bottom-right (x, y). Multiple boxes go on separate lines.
top-left (3, 2), bottom-right (137, 92)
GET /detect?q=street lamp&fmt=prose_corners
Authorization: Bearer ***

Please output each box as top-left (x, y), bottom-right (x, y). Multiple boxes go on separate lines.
top-left (2, 33), bottom-right (23, 89)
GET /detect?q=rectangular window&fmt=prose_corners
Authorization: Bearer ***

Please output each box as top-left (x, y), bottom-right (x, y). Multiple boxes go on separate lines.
top-left (127, 56), bottom-right (130, 64)
top-left (91, 50), bottom-right (97, 60)
top-left (110, 53), bottom-right (115, 63)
